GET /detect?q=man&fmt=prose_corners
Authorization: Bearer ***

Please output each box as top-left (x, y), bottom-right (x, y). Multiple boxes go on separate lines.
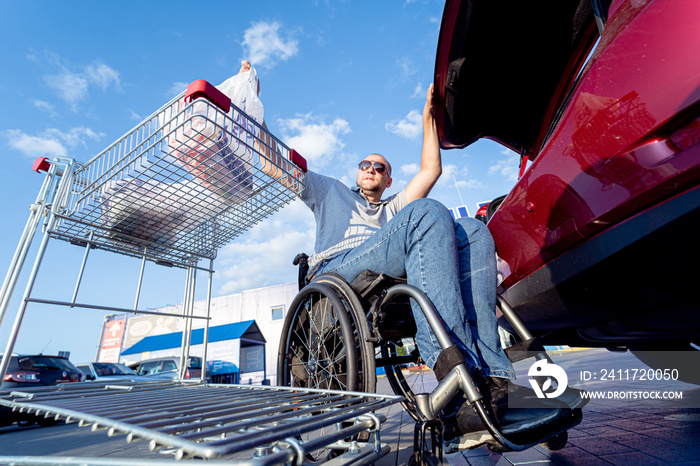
top-left (241, 56), bottom-right (578, 447)
top-left (298, 85), bottom-right (577, 448)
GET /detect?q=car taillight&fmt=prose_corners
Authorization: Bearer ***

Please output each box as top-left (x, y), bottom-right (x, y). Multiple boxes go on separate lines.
top-left (3, 371), bottom-right (40, 383)
top-left (64, 373), bottom-right (81, 383)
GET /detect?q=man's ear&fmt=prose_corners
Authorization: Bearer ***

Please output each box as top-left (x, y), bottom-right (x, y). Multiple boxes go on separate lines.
top-left (386, 177), bottom-right (393, 188)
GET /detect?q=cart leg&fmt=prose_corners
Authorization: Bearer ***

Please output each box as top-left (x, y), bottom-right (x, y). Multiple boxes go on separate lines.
top-left (0, 223), bottom-right (55, 380)
top-left (412, 419), bottom-right (443, 465)
top-left (0, 169), bottom-right (57, 330)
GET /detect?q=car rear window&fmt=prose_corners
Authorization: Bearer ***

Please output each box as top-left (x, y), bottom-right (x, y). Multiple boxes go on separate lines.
top-left (137, 361), bottom-right (160, 375)
top-left (94, 363), bottom-right (135, 376)
top-left (162, 360), bottom-right (178, 372)
top-left (19, 356), bottom-right (75, 371)
top-left (188, 357), bottom-right (202, 369)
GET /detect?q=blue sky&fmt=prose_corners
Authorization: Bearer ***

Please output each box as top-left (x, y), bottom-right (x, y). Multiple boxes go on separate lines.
top-left (0, 1), bottom-right (519, 362)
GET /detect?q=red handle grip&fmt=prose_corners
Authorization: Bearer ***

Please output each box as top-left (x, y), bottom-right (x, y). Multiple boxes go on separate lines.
top-left (290, 149), bottom-right (307, 173)
top-left (32, 157), bottom-right (51, 173)
top-left (185, 80), bottom-right (231, 113)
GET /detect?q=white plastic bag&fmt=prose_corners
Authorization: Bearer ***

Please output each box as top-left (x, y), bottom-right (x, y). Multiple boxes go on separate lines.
top-left (217, 65), bottom-right (264, 124)
top-left (99, 179), bottom-right (189, 250)
top-left (99, 178), bottom-right (235, 249)
top-left (162, 66), bottom-right (264, 202)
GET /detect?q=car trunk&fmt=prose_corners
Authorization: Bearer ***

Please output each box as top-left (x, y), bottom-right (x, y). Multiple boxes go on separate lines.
top-left (434, 0), bottom-right (599, 156)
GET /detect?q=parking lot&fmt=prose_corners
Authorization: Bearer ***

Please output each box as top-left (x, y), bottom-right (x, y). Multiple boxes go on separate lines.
top-left (0, 348), bottom-right (698, 465)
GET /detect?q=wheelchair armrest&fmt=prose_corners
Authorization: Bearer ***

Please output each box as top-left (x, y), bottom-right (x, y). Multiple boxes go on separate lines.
top-left (293, 253), bottom-right (309, 290)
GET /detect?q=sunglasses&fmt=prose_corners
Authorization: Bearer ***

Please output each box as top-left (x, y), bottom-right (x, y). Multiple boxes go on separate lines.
top-left (358, 160), bottom-right (388, 174)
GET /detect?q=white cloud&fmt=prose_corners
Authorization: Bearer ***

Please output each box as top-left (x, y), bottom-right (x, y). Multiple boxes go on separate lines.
top-left (128, 109), bottom-right (142, 121)
top-left (217, 200), bottom-right (314, 294)
top-left (4, 129), bottom-right (67, 157)
top-left (51, 127), bottom-right (104, 148)
top-left (411, 82), bottom-right (425, 99)
top-left (276, 113), bottom-right (351, 167)
top-left (41, 57), bottom-right (121, 111)
top-left (30, 99), bottom-right (57, 117)
top-left (437, 164), bottom-right (482, 189)
top-left (436, 164), bottom-right (458, 186)
top-left (396, 56), bottom-right (416, 78)
top-left (4, 127), bottom-right (104, 158)
top-left (166, 81), bottom-right (188, 98)
top-left (386, 109), bottom-right (422, 140)
top-left (44, 71), bottom-right (89, 109)
top-left (400, 163), bottom-right (419, 175)
top-left (488, 150), bottom-right (520, 182)
top-left (84, 62), bottom-right (121, 90)
top-left (242, 21), bottom-right (299, 70)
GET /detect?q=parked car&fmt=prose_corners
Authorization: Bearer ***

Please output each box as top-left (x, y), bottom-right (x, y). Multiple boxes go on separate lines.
top-left (1, 354), bottom-right (84, 426)
top-left (434, 0), bottom-right (700, 381)
top-left (76, 362), bottom-right (151, 382)
top-left (2, 354), bottom-right (84, 389)
top-left (130, 356), bottom-right (203, 380)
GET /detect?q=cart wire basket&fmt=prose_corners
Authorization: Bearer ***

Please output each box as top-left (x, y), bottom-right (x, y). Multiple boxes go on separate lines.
top-left (41, 79), bottom-right (307, 268)
top-left (0, 380), bottom-right (402, 465)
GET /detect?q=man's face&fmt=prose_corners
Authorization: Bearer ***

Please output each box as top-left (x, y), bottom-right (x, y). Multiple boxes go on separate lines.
top-left (356, 154), bottom-right (392, 197)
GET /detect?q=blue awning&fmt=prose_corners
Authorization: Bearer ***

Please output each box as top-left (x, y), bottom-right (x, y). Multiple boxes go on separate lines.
top-left (121, 320), bottom-right (264, 356)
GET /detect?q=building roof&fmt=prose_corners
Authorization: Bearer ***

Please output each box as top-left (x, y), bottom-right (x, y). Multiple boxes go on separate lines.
top-left (121, 320), bottom-right (265, 356)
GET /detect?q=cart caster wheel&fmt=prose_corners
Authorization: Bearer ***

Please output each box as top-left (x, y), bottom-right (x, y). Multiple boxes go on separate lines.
top-left (539, 432), bottom-right (568, 450)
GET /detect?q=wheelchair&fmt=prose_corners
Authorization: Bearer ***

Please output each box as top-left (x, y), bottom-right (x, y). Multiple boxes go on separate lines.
top-left (277, 254), bottom-right (583, 464)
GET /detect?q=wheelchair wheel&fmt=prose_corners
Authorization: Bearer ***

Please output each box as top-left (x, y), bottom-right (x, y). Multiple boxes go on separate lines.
top-left (313, 274), bottom-right (377, 393)
top-left (278, 275), bottom-right (376, 393)
top-left (277, 279), bottom-right (376, 463)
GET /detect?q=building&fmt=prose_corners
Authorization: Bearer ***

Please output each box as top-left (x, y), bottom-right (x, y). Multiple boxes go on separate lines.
top-left (98, 282), bottom-right (298, 385)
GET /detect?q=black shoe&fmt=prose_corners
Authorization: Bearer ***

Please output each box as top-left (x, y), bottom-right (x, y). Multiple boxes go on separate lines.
top-left (442, 376), bottom-right (580, 451)
top-left (440, 396), bottom-right (493, 451)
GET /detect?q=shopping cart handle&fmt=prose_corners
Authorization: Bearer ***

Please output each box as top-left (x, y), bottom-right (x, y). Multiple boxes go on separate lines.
top-left (185, 80), bottom-right (232, 113)
top-left (290, 149), bottom-right (307, 173)
top-left (32, 157), bottom-right (65, 176)
top-left (32, 157), bottom-right (51, 173)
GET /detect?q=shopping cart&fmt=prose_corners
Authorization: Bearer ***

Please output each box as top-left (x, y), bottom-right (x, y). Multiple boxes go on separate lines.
top-left (0, 80), bottom-right (399, 464)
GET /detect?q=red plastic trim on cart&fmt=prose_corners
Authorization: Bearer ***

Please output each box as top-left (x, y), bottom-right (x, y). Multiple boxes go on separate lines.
top-left (32, 157), bottom-right (51, 173)
top-left (290, 149), bottom-right (307, 173)
top-left (184, 80), bottom-right (232, 113)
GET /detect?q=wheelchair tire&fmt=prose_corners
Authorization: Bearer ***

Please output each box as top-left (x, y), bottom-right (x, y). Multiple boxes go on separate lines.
top-left (313, 274), bottom-right (377, 393)
top-left (277, 282), bottom-right (362, 391)
top-left (277, 279), bottom-right (376, 463)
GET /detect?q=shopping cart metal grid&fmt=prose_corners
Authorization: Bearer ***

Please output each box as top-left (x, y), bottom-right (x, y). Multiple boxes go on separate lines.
top-left (0, 381), bottom-right (402, 465)
top-left (47, 80), bottom-right (306, 268)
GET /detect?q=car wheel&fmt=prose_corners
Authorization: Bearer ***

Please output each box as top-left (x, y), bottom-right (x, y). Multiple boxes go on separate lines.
top-left (37, 416), bottom-right (59, 427)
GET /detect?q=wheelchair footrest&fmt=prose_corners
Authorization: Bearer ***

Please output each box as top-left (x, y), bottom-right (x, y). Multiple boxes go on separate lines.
top-left (499, 405), bottom-right (582, 443)
top-left (444, 399), bottom-right (583, 454)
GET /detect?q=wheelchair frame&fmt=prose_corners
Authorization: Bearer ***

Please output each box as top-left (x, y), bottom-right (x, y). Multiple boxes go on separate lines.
top-left (278, 271), bottom-right (583, 463)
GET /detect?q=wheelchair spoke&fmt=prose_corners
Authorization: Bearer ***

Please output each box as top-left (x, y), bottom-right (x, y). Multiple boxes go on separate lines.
top-left (283, 290), bottom-right (356, 392)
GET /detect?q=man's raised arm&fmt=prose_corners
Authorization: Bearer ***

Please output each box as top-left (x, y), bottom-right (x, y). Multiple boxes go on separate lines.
top-left (405, 83), bottom-right (443, 203)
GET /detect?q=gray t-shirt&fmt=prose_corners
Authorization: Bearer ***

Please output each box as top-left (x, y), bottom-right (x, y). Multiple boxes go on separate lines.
top-left (301, 170), bottom-right (407, 274)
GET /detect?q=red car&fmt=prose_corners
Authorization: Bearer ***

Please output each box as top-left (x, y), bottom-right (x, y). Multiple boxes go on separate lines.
top-left (434, 0), bottom-right (700, 375)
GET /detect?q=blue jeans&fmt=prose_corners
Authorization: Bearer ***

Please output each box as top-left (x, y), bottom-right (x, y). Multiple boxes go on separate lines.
top-left (316, 198), bottom-right (515, 379)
